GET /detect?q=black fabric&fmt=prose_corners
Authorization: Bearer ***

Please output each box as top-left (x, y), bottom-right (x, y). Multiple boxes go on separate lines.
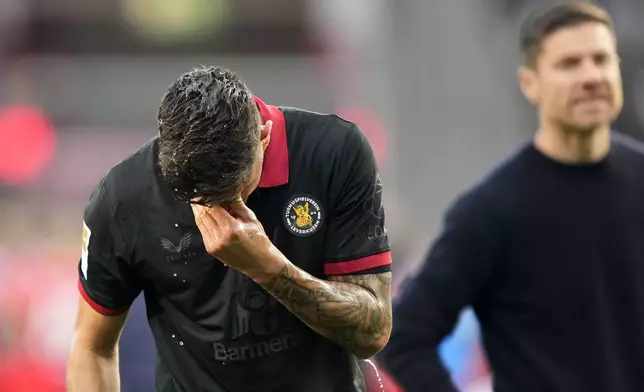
top-left (380, 133), bottom-right (644, 392)
top-left (321, 123), bottom-right (390, 268)
top-left (77, 107), bottom-right (390, 392)
top-left (78, 178), bottom-right (141, 312)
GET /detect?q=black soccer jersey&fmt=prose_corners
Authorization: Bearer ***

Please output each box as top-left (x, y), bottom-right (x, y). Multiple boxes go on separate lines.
top-left (77, 96), bottom-right (392, 392)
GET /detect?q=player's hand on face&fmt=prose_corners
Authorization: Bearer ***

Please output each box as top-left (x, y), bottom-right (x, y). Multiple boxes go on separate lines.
top-left (191, 200), bottom-right (280, 277)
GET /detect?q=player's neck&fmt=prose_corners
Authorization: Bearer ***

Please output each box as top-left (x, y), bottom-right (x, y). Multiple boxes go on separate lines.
top-left (534, 123), bottom-right (611, 165)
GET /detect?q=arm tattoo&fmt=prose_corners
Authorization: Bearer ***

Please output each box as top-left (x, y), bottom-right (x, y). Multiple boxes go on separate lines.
top-left (259, 263), bottom-right (392, 358)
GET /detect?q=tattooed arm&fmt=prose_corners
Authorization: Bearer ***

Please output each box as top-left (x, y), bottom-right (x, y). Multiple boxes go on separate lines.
top-left (190, 123), bottom-right (393, 358)
top-left (191, 198), bottom-right (392, 358)
top-left (253, 260), bottom-right (392, 359)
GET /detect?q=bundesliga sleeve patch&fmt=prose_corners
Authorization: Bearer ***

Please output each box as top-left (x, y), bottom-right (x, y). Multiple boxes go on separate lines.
top-left (283, 194), bottom-right (323, 237)
top-left (81, 220), bottom-right (91, 279)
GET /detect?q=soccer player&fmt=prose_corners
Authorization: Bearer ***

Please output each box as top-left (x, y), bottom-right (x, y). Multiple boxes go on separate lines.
top-left (67, 66), bottom-right (392, 392)
top-left (379, 3), bottom-right (644, 392)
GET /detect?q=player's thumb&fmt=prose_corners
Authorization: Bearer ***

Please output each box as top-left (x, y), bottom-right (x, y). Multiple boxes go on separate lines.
top-left (228, 197), bottom-right (257, 222)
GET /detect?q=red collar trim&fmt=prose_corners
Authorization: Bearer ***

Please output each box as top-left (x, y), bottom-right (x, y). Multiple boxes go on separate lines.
top-left (253, 96), bottom-right (289, 187)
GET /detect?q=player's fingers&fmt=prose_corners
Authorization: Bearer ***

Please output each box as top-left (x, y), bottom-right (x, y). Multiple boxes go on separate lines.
top-left (205, 205), bottom-right (241, 239)
top-left (191, 204), bottom-right (220, 235)
top-left (206, 204), bottom-right (237, 226)
top-left (191, 204), bottom-right (230, 254)
top-left (228, 199), bottom-right (266, 237)
top-left (227, 198), bottom-right (257, 223)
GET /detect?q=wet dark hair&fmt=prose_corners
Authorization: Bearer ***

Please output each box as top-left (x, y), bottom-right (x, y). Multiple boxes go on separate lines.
top-left (157, 66), bottom-right (260, 206)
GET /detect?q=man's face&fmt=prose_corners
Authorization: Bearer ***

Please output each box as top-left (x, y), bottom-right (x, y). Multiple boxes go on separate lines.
top-left (520, 22), bottom-right (623, 133)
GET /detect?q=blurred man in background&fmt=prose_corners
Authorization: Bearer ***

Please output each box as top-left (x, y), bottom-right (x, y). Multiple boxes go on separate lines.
top-left (67, 66), bottom-right (392, 392)
top-left (380, 2), bottom-right (644, 392)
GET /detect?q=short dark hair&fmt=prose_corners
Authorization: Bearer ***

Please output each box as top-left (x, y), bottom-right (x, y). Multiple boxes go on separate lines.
top-left (157, 66), bottom-right (260, 206)
top-left (520, 1), bottom-right (614, 68)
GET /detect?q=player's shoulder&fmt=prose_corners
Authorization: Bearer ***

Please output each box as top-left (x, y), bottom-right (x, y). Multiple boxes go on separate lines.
top-left (280, 106), bottom-right (370, 165)
top-left (279, 106), bottom-right (370, 180)
top-left (92, 137), bottom-right (158, 214)
top-left (280, 106), bottom-right (361, 147)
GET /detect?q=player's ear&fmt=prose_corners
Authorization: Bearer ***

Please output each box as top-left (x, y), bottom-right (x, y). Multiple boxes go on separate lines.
top-left (518, 66), bottom-right (540, 105)
top-left (260, 120), bottom-right (272, 151)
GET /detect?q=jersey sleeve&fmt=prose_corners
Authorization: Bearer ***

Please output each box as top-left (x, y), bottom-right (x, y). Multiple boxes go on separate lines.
top-left (78, 179), bottom-right (141, 316)
top-left (322, 124), bottom-right (392, 276)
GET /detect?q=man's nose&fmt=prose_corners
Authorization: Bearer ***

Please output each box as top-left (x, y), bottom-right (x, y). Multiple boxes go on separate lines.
top-left (579, 60), bottom-right (605, 87)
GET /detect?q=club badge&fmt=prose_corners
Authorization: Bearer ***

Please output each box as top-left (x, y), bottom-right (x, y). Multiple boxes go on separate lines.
top-left (283, 195), bottom-right (323, 237)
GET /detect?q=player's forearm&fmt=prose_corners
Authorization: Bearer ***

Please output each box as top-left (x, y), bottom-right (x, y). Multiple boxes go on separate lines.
top-left (67, 343), bottom-right (120, 392)
top-left (252, 257), bottom-right (392, 359)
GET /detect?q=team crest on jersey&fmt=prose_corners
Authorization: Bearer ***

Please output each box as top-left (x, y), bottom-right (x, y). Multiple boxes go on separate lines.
top-left (283, 195), bottom-right (323, 237)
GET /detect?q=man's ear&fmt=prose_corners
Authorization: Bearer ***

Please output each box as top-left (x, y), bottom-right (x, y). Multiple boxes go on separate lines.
top-left (518, 66), bottom-right (540, 105)
top-left (260, 120), bottom-right (272, 151)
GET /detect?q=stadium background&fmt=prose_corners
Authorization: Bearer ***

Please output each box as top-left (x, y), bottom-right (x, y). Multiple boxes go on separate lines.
top-left (0, 1), bottom-right (642, 391)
